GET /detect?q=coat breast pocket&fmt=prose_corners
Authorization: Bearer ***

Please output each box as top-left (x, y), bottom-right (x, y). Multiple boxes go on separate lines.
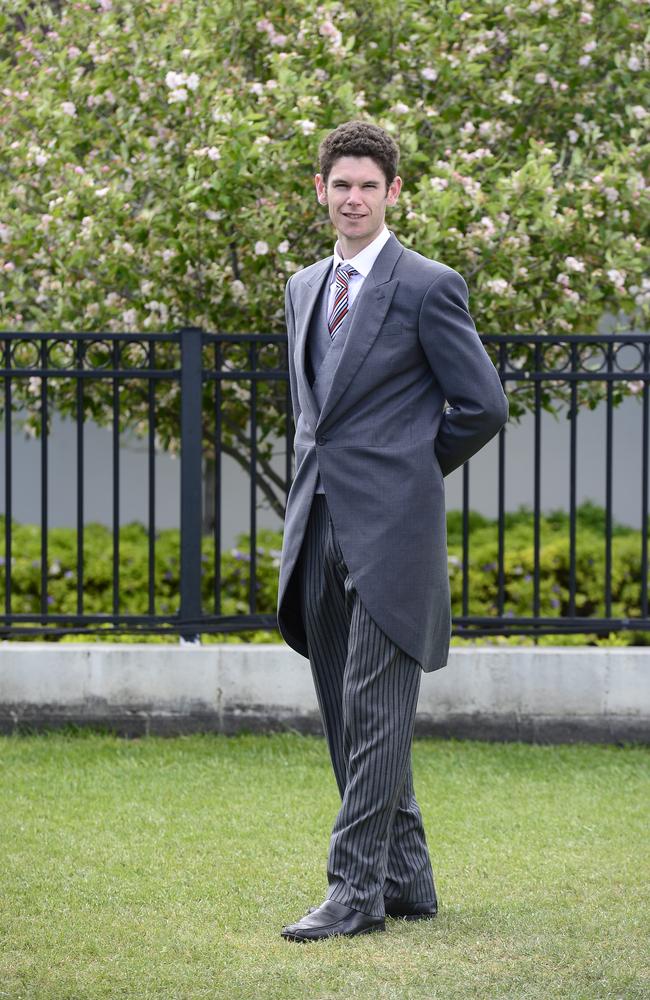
top-left (379, 322), bottom-right (403, 337)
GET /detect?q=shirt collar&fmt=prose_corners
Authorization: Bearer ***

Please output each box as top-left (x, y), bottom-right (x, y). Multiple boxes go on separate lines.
top-left (331, 226), bottom-right (391, 279)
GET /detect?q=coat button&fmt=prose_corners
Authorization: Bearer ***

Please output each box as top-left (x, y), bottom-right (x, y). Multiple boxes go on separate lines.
top-left (317, 435), bottom-right (327, 445)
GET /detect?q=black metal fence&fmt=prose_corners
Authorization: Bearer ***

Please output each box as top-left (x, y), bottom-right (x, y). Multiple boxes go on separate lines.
top-left (1, 329), bottom-right (648, 640)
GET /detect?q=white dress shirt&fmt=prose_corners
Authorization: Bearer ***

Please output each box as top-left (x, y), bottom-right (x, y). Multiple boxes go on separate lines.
top-left (327, 226), bottom-right (391, 317)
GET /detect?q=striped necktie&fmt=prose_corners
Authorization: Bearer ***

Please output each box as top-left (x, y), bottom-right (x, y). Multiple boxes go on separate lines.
top-left (328, 264), bottom-right (358, 340)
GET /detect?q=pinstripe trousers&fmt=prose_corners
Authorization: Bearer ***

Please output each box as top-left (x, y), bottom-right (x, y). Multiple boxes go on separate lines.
top-left (297, 493), bottom-right (437, 918)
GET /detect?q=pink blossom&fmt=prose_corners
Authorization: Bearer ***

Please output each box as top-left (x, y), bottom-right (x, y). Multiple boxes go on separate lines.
top-left (296, 119), bottom-right (316, 135)
top-left (631, 279), bottom-right (650, 307)
top-left (607, 268), bottom-right (626, 287)
top-left (421, 67), bottom-right (438, 81)
top-left (61, 101), bottom-right (77, 116)
top-left (254, 241), bottom-right (269, 255)
top-left (485, 278), bottom-right (513, 296)
top-left (319, 20), bottom-right (342, 47)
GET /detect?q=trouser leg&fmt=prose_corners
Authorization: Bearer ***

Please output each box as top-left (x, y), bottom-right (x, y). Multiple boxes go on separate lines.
top-left (383, 770), bottom-right (437, 905)
top-left (298, 495), bottom-right (349, 789)
top-left (297, 494), bottom-right (435, 916)
top-left (325, 588), bottom-right (422, 916)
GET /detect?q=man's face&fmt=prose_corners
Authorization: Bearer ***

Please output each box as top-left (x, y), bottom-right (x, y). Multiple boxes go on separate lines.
top-left (314, 155), bottom-right (402, 253)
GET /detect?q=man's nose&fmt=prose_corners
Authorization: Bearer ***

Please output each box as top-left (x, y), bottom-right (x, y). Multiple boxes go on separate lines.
top-left (345, 188), bottom-right (363, 204)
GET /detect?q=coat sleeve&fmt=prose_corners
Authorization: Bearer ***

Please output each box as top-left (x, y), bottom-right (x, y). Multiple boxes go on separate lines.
top-left (284, 275), bottom-right (302, 432)
top-left (418, 268), bottom-right (508, 477)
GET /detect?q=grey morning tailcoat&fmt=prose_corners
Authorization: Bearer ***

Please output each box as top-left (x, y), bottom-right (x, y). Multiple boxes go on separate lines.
top-left (276, 232), bottom-right (508, 673)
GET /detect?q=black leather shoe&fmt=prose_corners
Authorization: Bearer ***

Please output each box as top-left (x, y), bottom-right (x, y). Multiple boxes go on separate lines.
top-left (384, 898), bottom-right (438, 920)
top-left (281, 899), bottom-right (385, 942)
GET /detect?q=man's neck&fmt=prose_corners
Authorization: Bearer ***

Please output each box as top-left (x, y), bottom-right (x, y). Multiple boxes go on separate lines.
top-left (336, 226), bottom-right (386, 260)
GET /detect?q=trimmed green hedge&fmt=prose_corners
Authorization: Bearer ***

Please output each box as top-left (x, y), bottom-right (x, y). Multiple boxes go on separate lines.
top-left (0, 503), bottom-right (646, 645)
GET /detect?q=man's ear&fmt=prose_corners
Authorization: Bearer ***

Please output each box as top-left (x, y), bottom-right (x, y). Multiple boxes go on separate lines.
top-left (386, 175), bottom-right (402, 207)
top-left (314, 173), bottom-right (328, 205)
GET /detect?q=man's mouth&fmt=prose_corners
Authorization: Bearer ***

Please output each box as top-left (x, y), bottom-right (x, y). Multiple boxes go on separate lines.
top-left (343, 213), bottom-right (366, 219)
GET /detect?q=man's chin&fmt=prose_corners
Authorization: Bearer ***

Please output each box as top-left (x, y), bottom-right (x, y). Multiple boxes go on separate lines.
top-left (339, 223), bottom-right (375, 242)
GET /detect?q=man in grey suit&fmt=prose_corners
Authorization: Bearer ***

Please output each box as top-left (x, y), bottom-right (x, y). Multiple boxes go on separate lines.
top-left (276, 121), bottom-right (508, 942)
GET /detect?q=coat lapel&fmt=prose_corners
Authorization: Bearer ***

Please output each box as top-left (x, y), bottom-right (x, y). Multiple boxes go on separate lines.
top-left (293, 257), bottom-right (332, 430)
top-left (317, 232), bottom-right (403, 432)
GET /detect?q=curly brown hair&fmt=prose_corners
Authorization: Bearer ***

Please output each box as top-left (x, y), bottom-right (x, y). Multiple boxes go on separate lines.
top-left (318, 121), bottom-right (400, 188)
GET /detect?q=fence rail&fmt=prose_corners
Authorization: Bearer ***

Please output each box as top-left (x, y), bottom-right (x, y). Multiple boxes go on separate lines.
top-left (1, 329), bottom-right (648, 640)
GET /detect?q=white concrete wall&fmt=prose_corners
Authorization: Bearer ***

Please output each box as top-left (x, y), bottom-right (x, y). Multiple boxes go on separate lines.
top-left (1, 643), bottom-right (648, 743)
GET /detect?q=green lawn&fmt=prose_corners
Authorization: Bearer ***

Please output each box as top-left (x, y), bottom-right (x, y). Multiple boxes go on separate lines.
top-left (0, 734), bottom-right (648, 1000)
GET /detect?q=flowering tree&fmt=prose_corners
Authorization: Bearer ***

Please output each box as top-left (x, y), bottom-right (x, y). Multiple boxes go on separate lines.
top-left (0, 0), bottom-right (647, 520)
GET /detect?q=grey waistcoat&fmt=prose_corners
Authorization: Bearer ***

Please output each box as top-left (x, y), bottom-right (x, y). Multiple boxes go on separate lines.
top-left (308, 273), bottom-right (362, 493)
